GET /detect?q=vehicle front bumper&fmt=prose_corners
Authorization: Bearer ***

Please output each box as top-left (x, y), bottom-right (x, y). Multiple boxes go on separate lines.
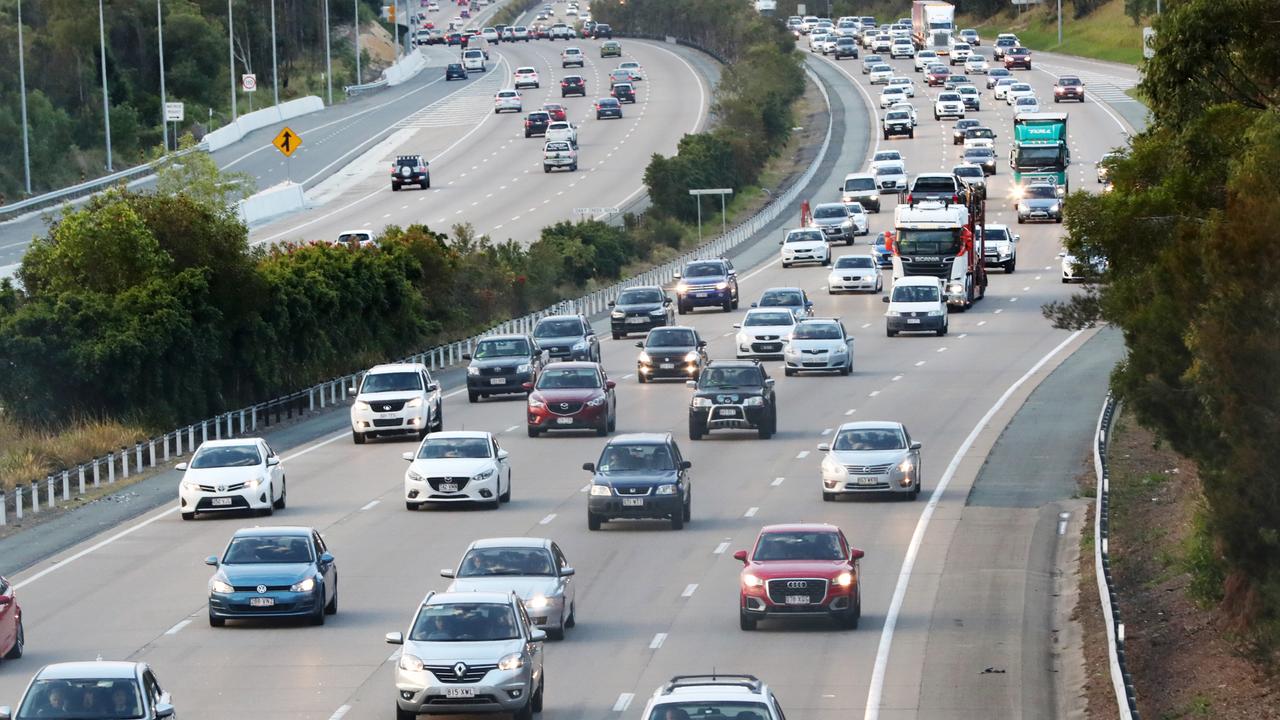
top-left (528, 403), bottom-right (608, 430)
top-left (815, 224), bottom-right (855, 242)
top-left (467, 369), bottom-right (535, 396)
top-left (542, 346), bottom-right (593, 361)
top-left (588, 492), bottom-right (681, 520)
top-left (351, 405), bottom-right (429, 435)
top-left (782, 247), bottom-right (828, 264)
top-left (209, 588), bottom-right (319, 619)
top-left (740, 585), bottom-right (856, 618)
top-left (822, 465), bottom-right (918, 495)
top-left (784, 349), bottom-right (850, 370)
top-left (180, 484), bottom-right (272, 514)
top-left (689, 404), bottom-right (768, 430)
top-left (883, 123), bottom-right (912, 137)
top-left (677, 285), bottom-right (733, 308)
top-left (886, 313), bottom-right (946, 332)
top-left (395, 666), bottom-right (534, 715)
top-left (828, 272), bottom-right (880, 291)
top-left (405, 471), bottom-right (500, 504)
top-left (611, 314), bottom-right (667, 335)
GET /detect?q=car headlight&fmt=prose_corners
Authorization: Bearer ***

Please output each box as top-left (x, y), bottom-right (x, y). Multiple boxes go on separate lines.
top-left (572, 340), bottom-right (587, 351)
top-left (408, 469), bottom-right (426, 483)
top-left (886, 310), bottom-right (902, 317)
top-left (947, 283), bottom-right (965, 294)
top-left (637, 351), bottom-right (652, 364)
top-left (498, 652), bottom-right (525, 671)
top-left (528, 396), bottom-right (546, 409)
top-left (831, 344), bottom-right (847, 354)
top-left (649, 308), bottom-right (667, 316)
top-left (675, 282), bottom-right (689, 294)
top-left (1017, 203), bottom-right (1029, 213)
top-left (743, 396), bottom-right (765, 407)
top-left (928, 309), bottom-right (945, 316)
top-left (683, 351), bottom-right (699, 363)
top-left (835, 571), bottom-right (854, 587)
top-left (586, 395), bottom-right (607, 407)
top-left (1050, 203), bottom-right (1060, 212)
top-left (405, 397), bottom-right (424, 409)
top-left (354, 401), bottom-right (371, 411)
top-left (182, 480), bottom-right (198, 491)
top-left (399, 653), bottom-right (425, 672)
top-left (589, 483), bottom-right (612, 496)
top-left (467, 365), bottom-right (481, 376)
top-left (842, 219), bottom-right (854, 228)
top-left (210, 579), bottom-right (234, 594)
top-left (611, 310), bottom-right (624, 318)
top-left (692, 397), bottom-right (712, 407)
top-left (655, 484), bottom-right (677, 495)
top-left (525, 594), bottom-right (550, 610)
top-left (244, 477), bottom-right (261, 490)
top-left (898, 459), bottom-right (915, 474)
top-left (474, 468), bottom-right (495, 481)
top-left (290, 577), bottom-right (316, 593)
top-left (742, 573), bottom-right (764, 588)
top-left (516, 363), bottom-right (532, 373)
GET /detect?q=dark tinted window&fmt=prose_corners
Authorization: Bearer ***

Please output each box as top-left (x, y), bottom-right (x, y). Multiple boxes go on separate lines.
top-left (410, 603), bottom-right (520, 641)
top-left (753, 531), bottom-right (844, 561)
top-left (598, 443), bottom-right (674, 472)
top-left (646, 328), bottom-right (697, 347)
top-left (617, 288), bottom-right (663, 304)
top-left (683, 262), bottom-right (726, 278)
top-left (534, 318), bottom-right (585, 337)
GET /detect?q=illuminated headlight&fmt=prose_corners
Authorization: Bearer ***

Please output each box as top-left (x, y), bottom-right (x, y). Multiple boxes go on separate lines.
top-left (589, 484), bottom-right (612, 496)
top-left (610, 310), bottom-right (624, 318)
top-left (210, 580), bottom-right (234, 594)
top-left (683, 351), bottom-right (699, 363)
top-left (467, 366), bottom-right (481, 376)
top-left (743, 396), bottom-right (765, 407)
top-left (835, 571), bottom-right (854, 587)
top-left (408, 470), bottom-right (427, 483)
top-left (528, 396), bottom-right (546, 409)
top-left (742, 573), bottom-right (764, 588)
top-left (898, 459), bottom-right (915, 474)
top-left (182, 480), bottom-right (198, 491)
top-left (842, 219), bottom-right (854, 228)
top-left (586, 395), bottom-right (607, 407)
top-left (886, 310), bottom-right (902, 317)
top-left (244, 477), bottom-right (261, 490)
top-left (714, 281), bottom-right (728, 289)
top-left (675, 282), bottom-right (689, 294)
top-left (516, 363), bottom-right (532, 373)
top-left (354, 401), bottom-right (371, 411)
top-left (947, 283), bottom-right (965, 294)
top-left (655, 484), bottom-right (677, 495)
top-left (399, 654), bottom-right (425, 672)
top-left (498, 652), bottom-right (525, 671)
top-left (1049, 203), bottom-right (1060, 212)
top-left (1017, 203), bottom-right (1029, 213)
top-left (290, 577), bottom-right (316, 593)
top-left (405, 397), bottom-right (424, 409)
top-left (525, 594), bottom-right (550, 610)
top-left (474, 468), bottom-right (495, 481)
top-left (692, 397), bottom-right (712, 407)
top-left (637, 351), bottom-right (652, 364)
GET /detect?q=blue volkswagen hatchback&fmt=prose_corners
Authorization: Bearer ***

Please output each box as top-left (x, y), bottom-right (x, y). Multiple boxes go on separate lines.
top-left (205, 526), bottom-right (337, 626)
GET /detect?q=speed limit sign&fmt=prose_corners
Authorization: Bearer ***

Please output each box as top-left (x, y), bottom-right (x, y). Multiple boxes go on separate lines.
top-left (241, 74), bottom-right (257, 93)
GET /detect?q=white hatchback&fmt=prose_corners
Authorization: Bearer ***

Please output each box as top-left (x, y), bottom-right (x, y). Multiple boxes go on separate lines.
top-left (402, 431), bottom-right (511, 509)
top-left (494, 89), bottom-right (523, 113)
top-left (178, 438), bottom-right (285, 520)
top-left (779, 227), bottom-right (831, 268)
top-left (1013, 95), bottom-right (1040, 115)
top-left (513, 66), bottom-right (540, 88)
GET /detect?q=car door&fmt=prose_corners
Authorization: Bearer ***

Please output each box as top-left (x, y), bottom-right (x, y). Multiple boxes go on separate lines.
top-left (491, 437), bottom-right (509, 492)
top-left (0, 578), bottom-right (14, 654)
top-left (313, 531), bottom-right (335, 602)
top-left (551, 543), bottom-right (574, 609)
top-left (262, 441), bottom-right (283, 495)
top-left (517, 600), bottom-right (544, 676)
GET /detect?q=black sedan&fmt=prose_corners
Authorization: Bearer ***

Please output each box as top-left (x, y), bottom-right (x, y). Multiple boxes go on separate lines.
top-left (595, 97), bottom-right (623, 119)
top-left (610, 285), bottom-right (673, 338)
top-left (636, 326), bottom-right (707, 382)
top-left (445, 63), bottom-right (467, 81)
top-left (464, 334), bottom-right (546, 403)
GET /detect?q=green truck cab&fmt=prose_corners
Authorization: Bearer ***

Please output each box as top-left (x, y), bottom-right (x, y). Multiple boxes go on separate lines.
top-left (1010, 112), bottom-right (1070, 193)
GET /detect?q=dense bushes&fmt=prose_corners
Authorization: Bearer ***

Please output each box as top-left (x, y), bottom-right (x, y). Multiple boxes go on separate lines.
top-left (0, 191), bottom-right (658, 426)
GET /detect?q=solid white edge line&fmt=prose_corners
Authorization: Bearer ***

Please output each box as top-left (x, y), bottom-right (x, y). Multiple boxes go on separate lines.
top-left (163, 619), bottom-right (191, 636)
top-left (329, 705), bottom-right (351, 720)
top-left (613, 693), bottom-right (635, 712)
top-left (861, 329), bottom-right (1082, 720)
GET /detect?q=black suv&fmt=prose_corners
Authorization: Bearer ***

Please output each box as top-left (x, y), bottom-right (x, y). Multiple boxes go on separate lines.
top-left (391, 155), bottom-right (430, 190)
top-left (687, 360), bottom-right (777, 440)
top-left (463, 333), bottom-right (547, 403)
top-left (636, 326), bottom-right (707, 382)
top-left (445, 63), bottom-right (467, 81)
top-left (525, 111), bottom-right (551, 138)
top-left (609, 285), bottom-right (673, 338)
top-left (674, 258), bottom-right (739, 313)
top-left (593, 23), bottom-right (613, 38)
top-left (561, 75), bottom-right (587, 98)
top-left (584, 433), bottom-right (692, 530)
top-left (531, 314), bottom-right (600, 362)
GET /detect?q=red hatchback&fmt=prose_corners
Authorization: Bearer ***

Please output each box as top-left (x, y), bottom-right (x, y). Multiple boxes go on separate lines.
top-left (0, 575), bottom-right (24, 661)
top-left (926, 64), bottom-right (949, 86)
top-left (734, 523), bottom-right (864, 630)
top-left (525, 362), bottom-right (617, 437)
top-left (541, 103), bottom-right (568, 122)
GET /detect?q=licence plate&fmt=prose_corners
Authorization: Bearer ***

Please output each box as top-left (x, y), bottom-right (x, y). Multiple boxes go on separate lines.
top-left (907, 318), bottom-right (921, 324)
top-left (659, 363), bottom-right (675, 369)
top-left (249, 597), bottom-right (275, 607)
top-left (376, 412), bottom-right (398, 419)
top-left (490, 377), bottom-right (507, 385)
top-left (717, 408), bottom-right (738, 417)
top-left (626, 317), bottom-right (647, 324)
top-left (856, 476), bottom-right (880, 485)
top-left (622, 498), bottom-right (644, 507)
top-left (557, 417), bottom-right (574, 425)
top-left (439, 483), bottom-right (459, 492)
top-left (785, 595), bottom-right (810, 605)
top-left (211, 497), bottom-right (233, 506)
top-left (445, 688), bottom-right (476, 699)
top-left (695, 292), bottom-right (711, 298)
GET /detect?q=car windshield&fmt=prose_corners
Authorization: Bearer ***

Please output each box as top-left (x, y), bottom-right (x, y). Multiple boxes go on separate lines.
top-left (835, 256), bottom-right (874, 269)
top-left (362, 371), bottom-right (423, 393)
top-left (699, 366), bottom-right (763, 388)
top-left (535, 367), bottom-right (601, 389)
top-left (1016, 97), bottom-right (1037, 105)
top-left (410, 603), bottom-right (520, 642)
top-left (813, 205), bottom-right (847, 219)
top-left (875, 165), bottom-right (903, 177)
top-left (986, 228), bottom-right (1010, 242)
top-left (887, 112), bottom-right (910, 121)
top-left (844, 177), bottom-right (874, 191)
top-left (753, 531), bottom-right (845, 561)
top-left (1059, 77), bottom-right (1081, 86)
top-left (793, 322), bottom-right (842, 339)
top-left (648, 703), bottom-right (773, 720)
top-left (223, 534), bottom-right (313, 564)
top-left (834, 427), bottom-right (907, 450)
top-left (474, 338), bottom-right (529, 358)
top-left (458, 547), bottom-right (555, 577)
top-left (618, 288), bottom-right (663, 304)
top-left (967, 128), bottom-right (994, 139)
top-left (759, 290), bottom-right (804, 307)
top-left (416, 437), bottom-right (490, 459)
top-left (967, 149), bottom-right (995, 159)
top-left (683, 262), bottom-right (725, 278)
top-left (598, 443), bottom-right (674, 472)
top-left (786, 230), bottom-right (824, 243)
top-left (891, 283), bottom-right (941, 302)
top-left (190, 444), bottom-right (261, 469)
top-left (17, 678), bottom-right (146, 720)
top-left (1025, 185), bottom-right (1058, 199)
top-left (745, 310), bottom-right (795, 327)
top-left (534, 318), bottom-right (583, 337)
top-left (873, 64), bottom-right (891, 72)
top-left (646, 328), bottom-right (696, 348)
top-left (991, 68), bottom-right (1009, 75)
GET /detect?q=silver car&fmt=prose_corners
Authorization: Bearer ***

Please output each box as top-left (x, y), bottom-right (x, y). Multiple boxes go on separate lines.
top-left (818, 421), bottom-right (922, 500)
top-left (783, 318), bottom-right (854, 376)
top-left (809, 202), bottom-right (859, 244)
top-left (0, 661), bottom-right (176, 719)
top-left (442, 538), bottom-right (577, 639)
top-left (387, 591), bottom-right (545, 720)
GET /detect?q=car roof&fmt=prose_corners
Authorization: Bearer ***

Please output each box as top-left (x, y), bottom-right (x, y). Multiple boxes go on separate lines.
top-left (469, 537), bottom-right (552, 550)
top-left (231, 525), bottom-right (315, 538)
top-left (538, 313), bottom-right (582, 321)
top-left (619, 284), bottom-right (663, 292)
top-left (36, 662), bottom-right (141, 680)
top-left (837, 420), bottom-right (905, 432)
top-left (706, 359), bottom-right (763, 368)
top-left (478, 333), bottom-right (529, 342)
top-left (605, 432), bottom-right (673, 445)
top-left (893, 276), bottom-right (942, 287)
top-left (194, 438), bottom-right (263, 449)
top-left (425, 430), bottom-right (492, 440)
top-left (425, 591), bottom-right (513, 606)
top-left (760, 522), bottom-right (841, 534)
top-left (367, 362), bottom-right (426, 373)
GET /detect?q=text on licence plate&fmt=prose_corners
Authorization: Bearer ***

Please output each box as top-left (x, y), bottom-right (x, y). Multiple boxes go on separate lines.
top-left (249, 597), bottom-right (275, 607)
top-left (622, 498), bottom-right (644, 507)
top-left (211, 497), bottom-right (234, 506)
top-left (626, 317), bottom-right (647, 324)
top-left (784, 595), bottom-right (810, 605)
top-left (439, 483), bottom-right (459, 492)
top-left (717, 408), bottom-right (738, 417)
top-left (556, 417), bottom-right (574, 425)
top-left (445, 688), bottom-right (476, 698)
top-left (907, 318), bottom-right (921, 324)
top-left (490, 377), bottom-right (507, 385)
top-left (856, 476), bottom-right (880, 485)
top-left (659, 363), bottom-right (674, 369)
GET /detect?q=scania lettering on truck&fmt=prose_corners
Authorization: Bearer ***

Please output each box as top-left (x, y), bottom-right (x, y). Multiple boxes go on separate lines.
top-left (912, 1), bottom-right (954, 55)
top-left (889, 193), bottom-right (987, 310)
top-left (1010, 112), bottom-right (1070, 193)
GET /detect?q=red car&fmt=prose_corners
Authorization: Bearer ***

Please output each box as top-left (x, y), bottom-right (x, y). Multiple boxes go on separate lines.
top-left (0, 575), bottom-right (23, 661)
top-left (926, 65), bottom-right (949, 86)
top-left (541, 103), bottom-right (568, 122)
top-left (525, 362), bottom-right (617, 437)
top-left (1004, 46), bottom-right (1032, 69)
top-left (734, 523), bottom-right (864, 630)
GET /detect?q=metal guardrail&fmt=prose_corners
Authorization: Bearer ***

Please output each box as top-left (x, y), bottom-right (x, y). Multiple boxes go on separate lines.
top-left (344, 78), bottom-right (390, 95)
top-left (1093, 393), bottom-right (1140, 719)
top-left (0, 50), bottom-right (834, 530)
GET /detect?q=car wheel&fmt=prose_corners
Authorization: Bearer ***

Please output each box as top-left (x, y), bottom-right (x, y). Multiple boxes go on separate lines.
top-left (531, 675), bottom-right (545, 711)
top-left (732, 295), bottom-right (740, 309)
top-left (208, 612), bottom-right (225, 628)
top-left (909, 130), bottom-right (914, 138)
top-left (595, 420), bottom-right (608, 437)
top-left (309, 593), bottom-right (326, 625)
top-left (1005, 259), bottom-right (1016, 273)
top-left (908, 484), bottom-right (921, 501)
top-left (757, 422), bottom-right (772, 440)
top-left (840, 360), bottom-right (851, 376)
top-left (417, 428), bottom-right (428, 441)
top-left (4, 618), bottom-right (23, 659)
top-left (433, 404), bottom-right (444, 432)
top-left (670, 508), bottom-right (684, 530)
top-left (677, 302), bottom-right (687, 315)
top-left (406, 501), bottom-right (421, 511)
top-left (587, 511), bottom-right (602, 531)
top-left (782, 262), bottom-right (791, 268)
top-left (607, 413), bottom-right (616, 433)
top-left (500, 473), bottom-right (511, 503)
top-left (887, 328), bottom-right (898, 337)
top-left (261, 497), bottom-right (274, 517)
top-left (273, 478), bottom-right (287, 510)
top-left (841, 607), bottom-right (860, 630)
top-left (565, 602), bottom-right (576, 628)
top-left (468, 390), bottom-right (479, 403)
top-left (352, 431), bottom-right (366, 445)
top-left (543, 165), bottom-right (551, 173)
top-left (392, 184), bottom-right (400, 191)
top-left (423, 179), bottom-right (430, 189)
top-left (637, 372), bottom-right (647, 384)
top-left (937, 322), bottom-right (948, 337)
top-left (739, 610), bottom-right (757, 631)
top-left (325, 579), bottom-right (338, 615)
top-left (688, 422), bottom-right (704, 440)
top-left (823, 491), bottom-right (836, 502)
top-left (515, 698), bottom-right (535, 720)
top-left (181, 511), bottom-right (195, 521)
top-left (527, 425), bottom-right (540, 438)
top-left (784, 367), bottom-right (795, 377)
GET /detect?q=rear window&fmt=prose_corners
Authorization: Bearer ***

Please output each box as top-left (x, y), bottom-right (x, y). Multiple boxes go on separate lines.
top-left (528, 112), bottom-right (549, 121)
top-left (599, 98), bottom-right (620, 106)
top-left (546, 141), bottom-right (571, 151)
top-left (913, 176), bottom-right (958, 192)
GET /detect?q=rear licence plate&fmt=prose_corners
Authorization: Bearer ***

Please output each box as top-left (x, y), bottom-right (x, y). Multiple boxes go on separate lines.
top-left (211, 497), bottom-right (234, 506)
top-left (490, 377), bottom-right (507, 385)
top-left (622, 498), bottom-right (644, 507)
top-left (856, 476), bottom-right (880, 485)
top-left (249, 597), bottom-right (275, 607)
top-left (556, 417), bottom-right (574, 425)
top-left (785, 595), bottom-right (810, 605)
top-left (445, 688), bottom-right (476, 699)
top-left (439, 483), bottom-right (459, 492)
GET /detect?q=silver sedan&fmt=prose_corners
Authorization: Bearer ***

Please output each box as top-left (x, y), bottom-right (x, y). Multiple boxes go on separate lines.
top-left (818, 421), bottom-right (922, 500)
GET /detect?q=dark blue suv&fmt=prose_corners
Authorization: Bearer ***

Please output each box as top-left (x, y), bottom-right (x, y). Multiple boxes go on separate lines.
top-left (674, 259), bottom-right (739, 314)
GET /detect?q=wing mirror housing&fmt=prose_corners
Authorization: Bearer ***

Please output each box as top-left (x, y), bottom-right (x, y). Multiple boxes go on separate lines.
top-left (440, 569), bottom-right (456, 578)
top-left (204, 555), bottom-right (219, 566)
top-left (680, 460), bottom-right (692, 470)
top-left (319, 552), bottom-right (335, 564)
top-left (462, 353), bottom-right (472, 360)
top-left (732, 550), bottom-right (749, 564)
top-left (635, 341), bottom-right (644, 349)
top-left (155, 704), bottom-right (176, 719)
top-left (267, 457), bottom-right (280, 467)
top-left (817, 443), bottom-right (831, 452)
top-left (560, 567), bottom-right (576, 577)
top-left (764, 378), bottom-right (775, 387)
top-left (522, 382), bottom-right (534, 391)
top-left (402, 452), bottom-right (416, 461)
top-left (882, 296), bottom-right (890, 303)
top-left (605, 379), bottom-right (616, 389)
top-left (385, 632), bottom-right (404, 645)
top-left (498, 449), bottom-right (509, 460)
top-left (850, 548), bottom-right (866, 561)
top-left (175, 462), bottom-right (188, 471)
top-left (910, 441), bottom-right (922, 450)
top-left (582, 462), bottom-right (596, 472)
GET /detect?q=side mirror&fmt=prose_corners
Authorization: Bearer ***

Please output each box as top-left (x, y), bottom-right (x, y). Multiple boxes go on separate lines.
top-left (582, 462), bottom-right (595, 472)
top-left (0, 596), bottom-right (9, 607)
top-left (806, 301), bottom-right (814, 307)
top-left (463, 353), bottom-right (472, 360)
top-left (1013, 235), bottom-right (1021, 242)
top-left (607, 300), bottom-right (615, 307)
top-left (732, 550), bottom-right (749, 564)
top-left (881, 296), bottom-right (890, 303)
top-left (850, 548), bottom-right (866, 561)
top-left (531, 628), bottom-right (548, 642)
top-left (402, 451), bottom-right (416, 461)
top-left (728, 270), bottom-right (736, 276)
top-left (605, 379), bottom-right (616, 389)
top-left (1057, 251), bottom-right (1068, 258)
top-left (498, 449), bottom-right (509, 460)
top-left (175, 462), bottom-right (188, 471)
top-left (817, 443), bottom-right (831, 452)
top-left (663, 298), bottom-right (672, 306)
top-left (672, 272), bottom-right (681, 279)
top-left (910, 441), bottom-right (922, 450)
top-left (697, 340), bottom-right (707, 348)
top-left (685, 380), bottom-right (697, 389)
top-left (635, 341), bottom-right (644, 349)
top-left (441, 569), bottom-right (456, 578)
top-left (732, 323), bottom-right (742, 329)
top-left (427, 383), bottom-right (440, 392)
top-left (680, 460), bottom-right (692, 470)
top-left (155, 704), bottom-right (176, 719)
top-left (560, 567), bottom-right (576, 577)
top-left (320, 552), bottom-right (335, 564)
top-left (0, 706), bottom-right (11, 720)
top-left (267, 456), bottom-right (280, 467)
top-left (522, 382), bottom-right (534, 391)
top-left (385, 631), bottom-right (405, 645)
top-left (749, 302), bottom-right (758, 308)
top-left (205, 555), bottom-right (219, 566)
top-left (764, 378), bottom-right (775, 387)
top-left (778, 240), bottom-right (784, 245)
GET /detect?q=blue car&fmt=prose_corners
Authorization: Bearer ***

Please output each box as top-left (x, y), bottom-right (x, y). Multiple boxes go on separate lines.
top-left (872, 232), bottom-right (894, 267)
top-left (206, 526), bottom-right (337, 626)
top-left (674, 258), bottom-right (739, 314)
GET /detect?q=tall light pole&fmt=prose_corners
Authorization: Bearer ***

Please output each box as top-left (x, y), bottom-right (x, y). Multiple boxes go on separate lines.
top-left (270, 0), bottom-right (280, 106)
top-left (324, 0), bottom-right (333, 104)
top-left (157, 0), bottom-right (169, 152)
top-left (1057, 0), bottom-right (1062, 45)
top-left (17, 0), bottom-right (32, 195)
top-left (354, 0), bottom-right (362, 84)
top-left (98, 0), bottom-right (113, 171)
top-left (228, 0), bottom-right (237, 121)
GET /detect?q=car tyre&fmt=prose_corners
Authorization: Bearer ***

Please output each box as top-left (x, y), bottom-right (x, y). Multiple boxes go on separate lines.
top-left (937, 322), bottom-right (948, 337)
top-left (352, 431), bottom-right (366, 445)
top-left (688, 421), bottom-right (704, 440)
top-left (208, 612), bottom-right (225, 628)
top-left (468, 390), bottom-right (479, 403)
top-left (637, 372), bottom-right (647, 384)
top-left (670, 508), bottom-right (684, 530)
top-left (527, 426), bottom-right (540, 438)
top-left (887, 328), bottom-right (898, 337)
top-left (757, 422), bottom-right (772, 440)
top-left (500, 473), bottom-right (511, 503)
top-left (823, 491), bottom-right (836, 502)
top-left (595, 420), bottom-right (608, 437)
top-left (1004, 259), bottom-right (1016, 273)
top-left (433, 404), bottom-right (444, 432)
top-left (515, 698), bottom-right (535, 720)
top-left (273, 479), bottom-right (287, 510)
top-left (840, 360), bottom-right (852, 376)
top-left (739, 610), bottom-right (757, 631)
top-left (532, 675), bottom-right (545, 712)
top-left (395, 706), bottom-right (416, 720)
top-left (543, 165), bottom-right (551, 173)
top-left (784, 367), bottom-right (795, 377)
top-left (181, 511), bottom-right (195, 521)
top-left (406, 501), bottom-right (421, 511)
top-left (325, 580), bottom-right (338, 615)
top-left (587, 511), bottom-right (602, 531)
top-left (310, 595), bottom-right (326, 625)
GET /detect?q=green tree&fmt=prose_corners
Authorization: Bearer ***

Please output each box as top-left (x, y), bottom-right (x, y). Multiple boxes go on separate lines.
top-left (154, 134), bottom-right (256, 208)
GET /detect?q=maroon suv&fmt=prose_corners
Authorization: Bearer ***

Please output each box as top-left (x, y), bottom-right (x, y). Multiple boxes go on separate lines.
top-left (1004, 46), bottom-right (1032, 69)
top-left (0, 575), bottom-right (23, 661)
top-left (526, 362), bottom-right (617, 437)
top-left (1053, 75), bottom-right (1085, 102)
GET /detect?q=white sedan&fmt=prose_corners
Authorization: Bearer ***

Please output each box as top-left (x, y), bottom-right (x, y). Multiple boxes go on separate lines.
top-left (734, 308), bottom-right (798, 358)
top-left (780, 227), bottom-right (831, 268)
top-left (869, 149), bottom-right (905, 171)
top-left (1013, 95), bottom-right (1040, 115)
top-left (618, 61), bottom-right (644, 80)
top-left (827, 254), bottom-right (882, 294)
top-left (878, 86), bottom-right (908, 108)
top-left (913, 50), bottom-right (938, 71)
top-left (992, 77), bottom-right (1018, 100)
top-left (1005, 82), bottom-right (1036, 105)
top-left (869, 64), bottom-right (894, 85)
top-left (964, 54), bottom-right (989, 74)
top-left (178, 438), bottom-right (286, 520)
top-left (874, 161), bottom-right (908, 192)
top-left (402, 431), bottom-right (511, 510)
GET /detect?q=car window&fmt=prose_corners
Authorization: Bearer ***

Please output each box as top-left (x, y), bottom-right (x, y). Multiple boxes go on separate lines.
top-left (833, 427), bottom-right (907, 450)
top-left (646, 328), bottom-right (697, 347)
top-left (415, 437), bottom-right (491, 459)
top-left (913, 176), bottom-right (957, 192)
top-left (753, 531), bottom-right (845, 560)
top-left (598, 443), bottom-right (674, 472)
top-left (744, 311), bottom-right (796, 327)
top-left (1025, 185), bottom-right (1057, 199)
top-left (873, 151), bottom-right (900, 162)
top-left (223, 534), bottom-right (314, 564)
top-left (891, 284), bottom-right (940, 303)
top-left (683, 262), bottom-right (726, 278)
top-left (844, 176), bottom-right (872, 189)
top-left (533, 318), bottom-right (585, 337)
top-left (617, 288), bottom-right (663, 304)
top-left (834, 256), bottom-right (874, 269)
top-left (792, 322), bottom-right (843, 339)
top-left (18, 678), bottom-right (146, 719)
top-left (535, 367), bottom-right (602, 389)
top-left (813, 205), bottom-right (847, 219)
top-left (785, 230), bottom-right (824, 243)
top-left (699, 366), bottom-right (762, 388)
top-left (887, 111), bottom-right (910, 121)
top-left (474, 338), bottom-right (530, 358)
top-left (459, 547), bottom-right (555, 576)
top-left (875, 164), bottom-right (902, 177)
top-left (410, 603), bottom-right (521, 641)
top-left (313, 531), bottom-right (328, 555)
top-left (648, 703), bottom-right (773, 720)
top-left (361, 371), bottom-right (424, 393)
top-left (190, 444), bottom-right (261, 469)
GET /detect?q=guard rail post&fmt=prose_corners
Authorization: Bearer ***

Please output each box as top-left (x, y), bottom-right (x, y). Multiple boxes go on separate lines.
top-left (149, 439), bottom-right (157, 468)
top-left (136, 443), bottom-right (144, 471)
top-left (30, 482), bottom-right (38, 514)
top-left (121, 446), bottom-right (130, 479)
top-left (93, 458), bottom-right (101, 488)
top-left (0, 491), bottom-right (6, 526)
top-left (78, 465), bottom-right (86, 494)
top-left (61, 471), bottom-right (69, 502)
top-left (46, 477), bottom-right (55, 508)
top-left (108, 452), bottom-right (116, 484)
top-left (15, 487), bottom-right (22, 521)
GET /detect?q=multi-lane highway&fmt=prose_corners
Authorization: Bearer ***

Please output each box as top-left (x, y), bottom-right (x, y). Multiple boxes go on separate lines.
top-left (0, 29), bottom-right (1135, 720)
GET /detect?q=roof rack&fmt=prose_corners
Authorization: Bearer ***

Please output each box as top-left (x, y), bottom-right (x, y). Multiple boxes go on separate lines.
top-left (661, 674), bottom-right (762, 695)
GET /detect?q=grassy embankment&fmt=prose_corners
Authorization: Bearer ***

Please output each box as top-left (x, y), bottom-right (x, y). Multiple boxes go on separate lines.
top-left (964, 0), bottom-right (1146, 65)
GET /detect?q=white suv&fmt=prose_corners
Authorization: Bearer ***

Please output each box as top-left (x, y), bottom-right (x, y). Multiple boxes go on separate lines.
top-left (561, 47), bottom-right (585, 67)
top-left (639, 674), bottom-right (788, 720)
top-left (177, 438), bottom-right (285, 520)
top-left (934, 91), bottom-right (966, 120)
top-left (350, 363), bottom-right (442, 444)
top-left (513, 67), bottom-right (540, 88)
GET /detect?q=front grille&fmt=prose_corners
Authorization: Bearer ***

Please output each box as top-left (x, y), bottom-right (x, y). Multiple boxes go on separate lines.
top-left (801, 349), bottom-right (827, 355)
top-left (901, 261), bottom-right (952, 277)
top-left (480, 365), bottom-right (517, 376)
top-left (427, 477), bottom-right (470, 491)
top-left (766, 578), bottom-right (828, 604)
top-left (372, 419), bottom-right (404, 427)
top-left (755, 335), bottom-right (780, 341)
top-left (197, 482), bottom-right (246, 492)
top-left (425, 664), bottom-right (499, 683)
top-left (684, 283), bottom-right (722, 293)
top-left (548, 401), bottom-right (584, 415)
top-left (845, 462), bottom-right (895, 474)
top-left (751, 342), bottom-right (783, 353)
top-left (233, 584), bottom-right (292, 592)
top-left (615, 485), bottom-right (652, 496)
top-left (370, 400), bottom-right (407, 412)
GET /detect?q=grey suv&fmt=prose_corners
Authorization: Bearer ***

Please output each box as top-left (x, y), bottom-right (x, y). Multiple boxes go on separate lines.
top-left (584, 433), bottom-right (692, 531)
top-left (387, 591), bottom-right (545, 720)
top-left (531, 314), bottom-right (600, 362)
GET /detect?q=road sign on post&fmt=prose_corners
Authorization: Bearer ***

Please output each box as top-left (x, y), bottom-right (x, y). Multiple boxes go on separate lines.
top-left (1142, 27), bottom-right (1156, 59)
top-left (272, 127), bottom-right (301, 157)
top-left (242, 74), bottom-right (257, 92)
top-left (164, 102), bottom-right (185, 122)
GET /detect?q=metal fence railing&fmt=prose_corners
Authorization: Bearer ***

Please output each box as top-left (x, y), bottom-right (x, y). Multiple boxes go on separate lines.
top-left (0, 54), bottom-right (834, 529)
top-left (1093, 393), bottom-right (1140, 719)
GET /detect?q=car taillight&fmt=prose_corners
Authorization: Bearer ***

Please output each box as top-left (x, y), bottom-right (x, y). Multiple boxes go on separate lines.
top-left (905, 194), bottom-right (912, 203)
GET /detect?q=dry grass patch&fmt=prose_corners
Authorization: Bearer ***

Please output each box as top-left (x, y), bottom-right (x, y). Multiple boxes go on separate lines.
top-left (0, 413), bottom-right (151, 493)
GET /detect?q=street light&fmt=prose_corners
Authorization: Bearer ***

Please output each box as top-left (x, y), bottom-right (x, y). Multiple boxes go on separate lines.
top-left (157, 0), bottom-right (168, 151)
top-left (323, 0), bottom-right (333, 104)
top-left (228, 0), bottom-right (237, 121)
top-left (17, 0), bottom-right (32, 195)
top-left (688, 188), bottom-right (734, 241)
top-left (270, 0), bottom-right (279, 106)
top-left (354, 0), bottom-right (362, 84)
top-left (98, 0), bottom-right (113, 171)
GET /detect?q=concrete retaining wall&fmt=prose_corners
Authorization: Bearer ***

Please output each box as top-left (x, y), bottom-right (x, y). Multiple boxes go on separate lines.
top-left (204, 97), bottom-right (326, 152)
top-left (236, 182), bottom-right (307, 226)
